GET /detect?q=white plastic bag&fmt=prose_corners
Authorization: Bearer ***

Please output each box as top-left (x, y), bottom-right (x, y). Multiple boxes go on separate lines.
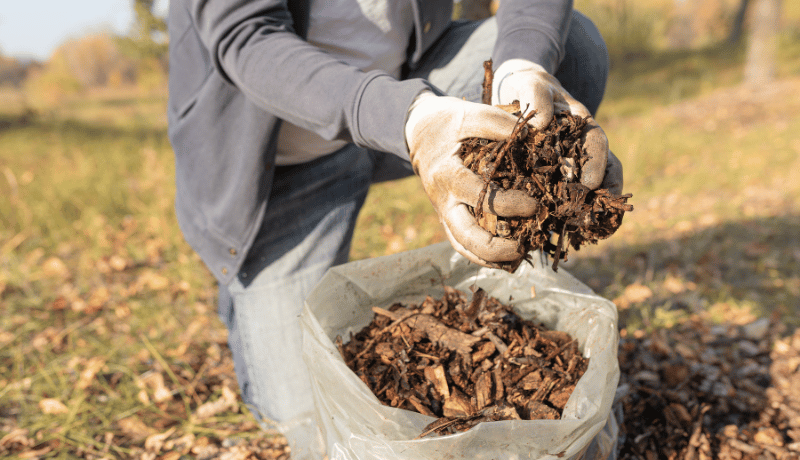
top-left (301, 243), bottom-right (620, 460)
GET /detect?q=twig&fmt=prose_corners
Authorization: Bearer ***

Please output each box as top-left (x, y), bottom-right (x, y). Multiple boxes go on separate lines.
top-left (482, 59), bottom-right (493, 105)
top-left (353, 308), bottom-right (421, 361)
top-left (475, 110), bottom-right (536, 221)
top-left (416, 416), bottom-right (461, 439)
top-left (551, 224), bottom-right (568, 272)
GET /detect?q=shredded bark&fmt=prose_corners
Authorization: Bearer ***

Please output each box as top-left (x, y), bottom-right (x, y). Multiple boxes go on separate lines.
top-left (463, 60), bottom-right (634, 272)
top-left (338, 286), bottom-right (589, 438)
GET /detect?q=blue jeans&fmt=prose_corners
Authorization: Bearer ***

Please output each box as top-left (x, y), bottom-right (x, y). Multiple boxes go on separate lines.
top-left (219, 12), bottom-right (608, 459)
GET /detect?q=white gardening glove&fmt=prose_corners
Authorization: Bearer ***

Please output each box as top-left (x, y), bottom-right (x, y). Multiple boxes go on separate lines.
top-left (492, 59), bottom-right (622, 193)
top-left (405, 92), bottom-right (540, 266)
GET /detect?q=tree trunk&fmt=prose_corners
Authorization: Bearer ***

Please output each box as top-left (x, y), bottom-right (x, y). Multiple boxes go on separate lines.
top-left (744, 0), bottom-right (781, 88)
top-left (728, 0), bottom-right (751, 44)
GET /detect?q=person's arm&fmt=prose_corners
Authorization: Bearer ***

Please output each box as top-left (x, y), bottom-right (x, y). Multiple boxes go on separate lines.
top-left (493, 0), bottom-right (573, 75)
top-left (189, 0), bottom-right (431, 158)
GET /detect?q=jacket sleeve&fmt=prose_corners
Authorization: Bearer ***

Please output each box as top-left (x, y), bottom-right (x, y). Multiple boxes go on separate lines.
top-left (188, 0), bottom-right (431, 158)
top-left (493, 0), bottom-right (574, 75)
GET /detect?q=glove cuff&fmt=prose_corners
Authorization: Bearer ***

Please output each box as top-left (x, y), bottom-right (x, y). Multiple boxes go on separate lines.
top-left (404, 90), bottom-right (438, 153)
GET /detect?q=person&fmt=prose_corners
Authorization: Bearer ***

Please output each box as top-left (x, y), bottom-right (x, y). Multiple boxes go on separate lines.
top-left (167, 0), bottom-right (622, 457)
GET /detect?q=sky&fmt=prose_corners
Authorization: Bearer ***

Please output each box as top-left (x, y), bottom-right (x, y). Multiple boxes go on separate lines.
top-left (0, 0), bottom-right (168, 61)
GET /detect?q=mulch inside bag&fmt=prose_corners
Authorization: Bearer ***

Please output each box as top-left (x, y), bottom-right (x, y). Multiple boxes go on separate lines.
top-left (301, 243), bottom-right (620, 460)
top-left (338, 286), bottom-right (589, 438)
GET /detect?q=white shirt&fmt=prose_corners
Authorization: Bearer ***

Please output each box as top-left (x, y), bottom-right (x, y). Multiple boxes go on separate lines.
top-left (275, 0), bottom-right (415, 165)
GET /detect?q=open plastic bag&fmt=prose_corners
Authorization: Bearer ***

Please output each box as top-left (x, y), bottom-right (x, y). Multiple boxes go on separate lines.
top-left (301, 243), bottom-right (620, 460)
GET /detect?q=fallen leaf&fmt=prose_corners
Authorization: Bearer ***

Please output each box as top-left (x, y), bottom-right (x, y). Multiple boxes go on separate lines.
top-left (673, 220), bottom-right (694, 233)
top-left (70, 298), bottom-right (87, 312)
top-left (193, 444), bottom-right (220, 458)
top-left (50, 296), bottom-right (68, 311)
top-left (178, 317), bottom-right (209, 344)
top-left (31, 326), bottom-right (59, 352)
top-left (109, 254), bottom-right (127, 271)
top-left (86, 286), bottom-right (110, 312)
top-left (118, 416), bottom-right (157, 439)
top-left (138, 270), bottom-right (170, 291)
top-left (39, 398), bottom-right (69, 415)
top-left (17, 444), bottom-right (55, 458)
top-left (159, 452), bottom-right (183, 460)
top-left (145, 427), bottom-right (176, 453)
top-left (613, 283), bottom-right (653, 309)
top-left (663, 275), bottom-right (687, 294)
top-left (41, 256), bottom-right (69, 279)
top-left (0, 330), bottom-right (15, 345)
top-left (164, 432), bottom-right (195, 454)
top-left (140, 372), bottom-right (172, 403)
top-left (145, 238), bottom-right (163, 264)
top-left (96, 258), bottom-right (112, 274)
top-left (0, 428), bottom-right (34, 449)
top-left (194, 386), bottom-right (238, 419)
top-left (218, 446), bottom-right (252, 460)
top-left (386, 235), bottom-right (405, 255)
top-left (77, 357), bottom-right (105, 389)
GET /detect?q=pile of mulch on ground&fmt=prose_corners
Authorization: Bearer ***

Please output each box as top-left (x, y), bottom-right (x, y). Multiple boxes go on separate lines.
top-left (617, 319), bottom-right (800, 460)
top-left (461, 60), bottom-right (633, 272)
top-left (337, 286), bottom-right (588, 438)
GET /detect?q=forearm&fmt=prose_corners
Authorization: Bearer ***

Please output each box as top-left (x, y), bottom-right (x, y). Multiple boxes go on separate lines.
top-left (493, 0), bottom-right (573, 74)
top-left (190, 0), bottom-right (431, 158)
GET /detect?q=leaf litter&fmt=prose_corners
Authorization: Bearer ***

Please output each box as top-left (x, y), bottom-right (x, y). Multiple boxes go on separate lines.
top-left (617, 319), bottom-right (800, 460)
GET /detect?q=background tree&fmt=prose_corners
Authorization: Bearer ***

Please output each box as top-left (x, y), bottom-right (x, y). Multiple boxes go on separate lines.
top-left (0, 52), bottom-right (40, 88)
top-left (729, 0), bottom-right (752, 44)
top-left (118, 0), bottom-right (168, 69)
top-left (744, 0), bottom-right (782, 88)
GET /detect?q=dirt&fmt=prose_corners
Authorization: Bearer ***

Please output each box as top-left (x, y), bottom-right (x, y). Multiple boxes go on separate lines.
top-left (461, 60), bottom-right (633, 273)
top-left (338, 286), bottom-right (589, 438)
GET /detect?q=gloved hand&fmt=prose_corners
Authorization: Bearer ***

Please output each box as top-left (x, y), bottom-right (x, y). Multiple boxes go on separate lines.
top-left (405, 92), bottom-right (540, 266)
top-left (492, 59), bottom-right (623, 194)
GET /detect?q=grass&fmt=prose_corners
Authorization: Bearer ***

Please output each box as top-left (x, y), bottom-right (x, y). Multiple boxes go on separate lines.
top-left (0, 90), bottom-right (241, 458)
top-left (2, 23), bottom-right (800, 459)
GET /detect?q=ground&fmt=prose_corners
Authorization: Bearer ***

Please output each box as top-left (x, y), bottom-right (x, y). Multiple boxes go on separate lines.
top-left (1, 61), bottom-right (799, 459)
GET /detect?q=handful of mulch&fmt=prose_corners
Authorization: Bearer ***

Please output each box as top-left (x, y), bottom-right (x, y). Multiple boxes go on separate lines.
top-left (463, 60), bottom-right (633, 272)
top-left (337, 286), bottom-right (588, 438)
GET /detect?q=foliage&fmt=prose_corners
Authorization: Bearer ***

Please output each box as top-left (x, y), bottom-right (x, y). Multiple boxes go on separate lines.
top-left (23, 34), bottom-right (138, 108)
top-left (117, 0), bottom-right (168, 70)
top-left (573, 0), bottom-right (794, 65)
top-left (0, 53), bottom-right (41, 88)
top-left (23, 52), bottom-right (83, 107)
top-left (21, 0), bottom-right (170, 108)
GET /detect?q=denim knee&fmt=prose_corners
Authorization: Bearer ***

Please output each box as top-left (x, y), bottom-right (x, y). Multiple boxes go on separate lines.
top-left (556, 11), bottom-right (610, 115)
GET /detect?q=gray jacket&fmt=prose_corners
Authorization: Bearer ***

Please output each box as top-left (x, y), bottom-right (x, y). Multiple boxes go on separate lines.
top-left (167, 0), bottom-right (573, 285)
